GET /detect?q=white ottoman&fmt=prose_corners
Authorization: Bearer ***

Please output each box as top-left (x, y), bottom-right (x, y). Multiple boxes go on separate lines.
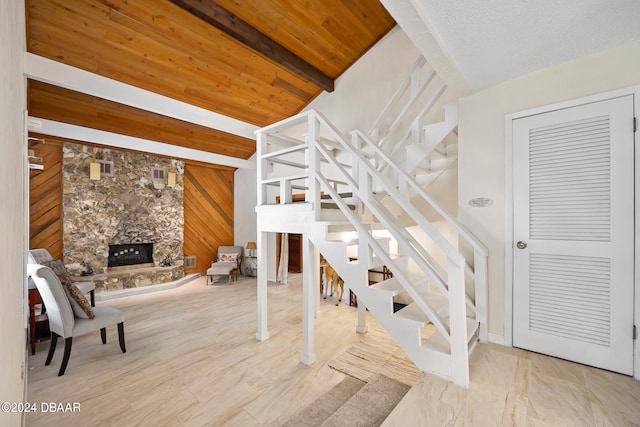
top-left (206, 262), bottom-right (237, 285)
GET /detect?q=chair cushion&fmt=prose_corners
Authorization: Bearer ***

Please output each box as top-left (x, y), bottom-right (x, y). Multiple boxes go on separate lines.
top-left (207, 262), bottom-right (236, 275)
top-left (73, 306), bottom-right (124, 336)
top-left (43, 260), bottom-right (95, 319)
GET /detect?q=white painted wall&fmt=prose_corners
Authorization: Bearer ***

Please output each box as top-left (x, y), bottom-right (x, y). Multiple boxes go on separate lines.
top-left (458, 41), bottom-right (640, 338)
top-left (0, 0), bottom-right (27, 424)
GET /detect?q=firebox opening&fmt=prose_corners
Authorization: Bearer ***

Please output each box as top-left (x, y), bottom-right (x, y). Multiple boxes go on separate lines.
top-left (108, 243), bottom-right (153, 268)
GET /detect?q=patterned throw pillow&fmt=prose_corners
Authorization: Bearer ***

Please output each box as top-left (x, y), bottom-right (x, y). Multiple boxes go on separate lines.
top-left (219, 253), bottom-right (238, 263)
top-left (42, 259), bottom-right (95, 319)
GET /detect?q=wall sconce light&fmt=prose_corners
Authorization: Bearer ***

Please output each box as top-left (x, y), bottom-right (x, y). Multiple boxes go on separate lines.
top-left (167, 172), bottom-right (177, 187)
top-left (89, 162), bottom-right (101, 180)
top-left (246, 241), bottom-right (257, 257)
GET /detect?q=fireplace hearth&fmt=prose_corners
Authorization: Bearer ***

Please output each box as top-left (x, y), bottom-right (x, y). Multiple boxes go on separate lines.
top-left (108, 243), bottom-right (154, 268)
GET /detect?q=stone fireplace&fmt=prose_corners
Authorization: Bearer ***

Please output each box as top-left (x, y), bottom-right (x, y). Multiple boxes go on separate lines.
top-left (61, 142), bottom-right (185, 292)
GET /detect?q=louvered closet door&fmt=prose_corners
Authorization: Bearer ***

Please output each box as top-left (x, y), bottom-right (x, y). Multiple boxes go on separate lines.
top-left (512, 95), bottom-right (634, 375)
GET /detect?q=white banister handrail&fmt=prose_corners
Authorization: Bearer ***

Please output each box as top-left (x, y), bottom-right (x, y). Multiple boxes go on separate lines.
top-left (351, 129), bottom-right (488, 257)
top-left (310, 112), bottom-right (465, 265)
top-left (376, 70), bottom-right (436, 145)
top-left (376, 83), bottom-right (447, 158)
top-left (368, 55), bottom-right (427, 136)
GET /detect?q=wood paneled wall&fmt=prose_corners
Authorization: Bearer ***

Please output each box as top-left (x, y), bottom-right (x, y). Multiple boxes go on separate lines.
top-left (184, 162), bottom-right (235, 275)
top-left (29, 135), bottom-right (63, 259)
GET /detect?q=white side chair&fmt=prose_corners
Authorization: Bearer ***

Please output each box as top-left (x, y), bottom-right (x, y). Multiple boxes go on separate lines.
top-left (27, 264), bottom-right (126, 376)
top-left (27, 249), bottom-right (95, 306)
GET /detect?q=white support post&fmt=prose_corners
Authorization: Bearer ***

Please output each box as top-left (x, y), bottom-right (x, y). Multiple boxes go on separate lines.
top-left (256, 133), bottom-right (268, 206)
top-left (307, 115), bottom-right (321, 221)
top-left (474, 249), bottom-right (489, 342)
top-left (256, 231), bottom-right (270, 341)
top-left (356, 298), bottom-right (368, 334)
top-left (350, 132), bottom-right (362, 211)
top-left (301, 234), bottom-right (317, 365)
top-left (358, 158), bottom-right (371, 202)
top-left (448, 257), bottom-right (469, 387)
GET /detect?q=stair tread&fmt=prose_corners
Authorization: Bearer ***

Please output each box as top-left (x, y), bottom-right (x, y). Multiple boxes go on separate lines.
top-left (394, 302), bottom-right (428, 325)
top-left (331, 236), bottom-right (391, 245)
top-left (393, 290), bottom-right (449, 324)
top-left (321, 192), bottom-right (353, 199)
top-left (420, 292), bottom-right (449, 314)
top-left (370, 278), bottom-right (404, 295)
top-left (370, 254), bottom-right (408, 270)
top-left (422, 318), bottom-right (479, 354)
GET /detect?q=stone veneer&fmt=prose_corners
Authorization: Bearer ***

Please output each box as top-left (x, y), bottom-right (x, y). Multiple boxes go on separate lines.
top-left (62, 142), bottom-right (185, 291)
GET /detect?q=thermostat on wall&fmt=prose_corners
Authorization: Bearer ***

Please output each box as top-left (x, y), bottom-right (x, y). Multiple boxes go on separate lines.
top-left (469, 197), bottom-right (493, 207)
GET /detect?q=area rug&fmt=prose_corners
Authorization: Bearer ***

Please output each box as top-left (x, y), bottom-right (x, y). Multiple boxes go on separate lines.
top-left (282, 376), bottom-right (366, 427)
top-left (321, 374), bottom-right (411, 427)
top-left (282, 374), bottom-right (410, 427)
top-left (328, 328), bottom-right (421, 386)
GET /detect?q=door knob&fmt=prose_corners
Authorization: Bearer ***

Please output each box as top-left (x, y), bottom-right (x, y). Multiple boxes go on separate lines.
top-left (516, 241), bottom-right (527, 249)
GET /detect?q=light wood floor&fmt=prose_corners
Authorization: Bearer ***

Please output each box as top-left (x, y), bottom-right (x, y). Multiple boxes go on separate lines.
top-left (27, 274), bottom-right (640, 426)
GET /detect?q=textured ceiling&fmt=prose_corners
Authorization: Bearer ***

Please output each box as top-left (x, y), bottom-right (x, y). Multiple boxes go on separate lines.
top-left (406, 0), bottom-right (640, 89)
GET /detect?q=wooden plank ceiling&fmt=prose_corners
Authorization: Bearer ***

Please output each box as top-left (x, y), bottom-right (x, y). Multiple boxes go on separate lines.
top-left (26, 0), bottom-right (395, 161)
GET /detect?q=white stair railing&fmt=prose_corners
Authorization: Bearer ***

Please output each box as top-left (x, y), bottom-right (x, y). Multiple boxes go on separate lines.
top-left (256, 109), bottom-right (489, 386)
top-left (363, 54), bottom-right (451, 182)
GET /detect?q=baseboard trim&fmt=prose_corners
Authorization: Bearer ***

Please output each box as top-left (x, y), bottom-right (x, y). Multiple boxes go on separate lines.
top-left (489, 333), bottom-right (505, 345)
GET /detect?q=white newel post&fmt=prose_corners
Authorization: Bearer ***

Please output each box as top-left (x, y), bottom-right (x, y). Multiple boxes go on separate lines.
top-left (256, 231), bottom-right (270, 341)
top-left (448, 257), bottom-right (469, 387)
top-left (256, 132), bottom-right (267, 206)
top-left (301, 234), bottom-right (317, 365)
top-left (307, 114), bottom-right (321, 221)
top-left (356, 299), bottom-right (368, 334)
top-left (474, 249), bottom-right (489, 343)
top-left (356, 226), bottom-right (369, 334)
top-left (350, 132), bottom-right (361, 211)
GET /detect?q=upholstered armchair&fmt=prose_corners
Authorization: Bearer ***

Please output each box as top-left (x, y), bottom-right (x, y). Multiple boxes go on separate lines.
top-left (206, 245), bottom-right (243, 284)
top-left (27, 264), bottom-right (126, 376)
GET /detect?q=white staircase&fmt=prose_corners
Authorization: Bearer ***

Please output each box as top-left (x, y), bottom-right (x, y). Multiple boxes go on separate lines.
top-left (363, 55), bottom-right (460, 197)
top-left (255, 106), bottom-right (488, 387)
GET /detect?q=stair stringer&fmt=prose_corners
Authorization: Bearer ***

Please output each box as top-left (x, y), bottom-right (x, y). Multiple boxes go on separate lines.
top-left (308, 221), bottom-right (464, 381)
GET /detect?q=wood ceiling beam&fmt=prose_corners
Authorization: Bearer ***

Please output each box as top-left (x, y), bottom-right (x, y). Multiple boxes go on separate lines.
top-left (170, 0), bottom-right (335, 93)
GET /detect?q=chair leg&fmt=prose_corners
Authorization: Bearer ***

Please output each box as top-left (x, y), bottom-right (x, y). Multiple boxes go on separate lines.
top-left (117, 323), bottom-right (126, 353)
top-left (100, 328), bottom-right (107, 344)
top-left (90, 289), bottom-right (95, 307)
top-left (45, 333), bottom-right (58, 366)
top-left (58, 337), bottom-right (73, 376)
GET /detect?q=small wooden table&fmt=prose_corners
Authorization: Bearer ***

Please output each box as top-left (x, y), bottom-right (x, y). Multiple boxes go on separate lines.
top-left (29, 288), bottom-right (50, 355)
